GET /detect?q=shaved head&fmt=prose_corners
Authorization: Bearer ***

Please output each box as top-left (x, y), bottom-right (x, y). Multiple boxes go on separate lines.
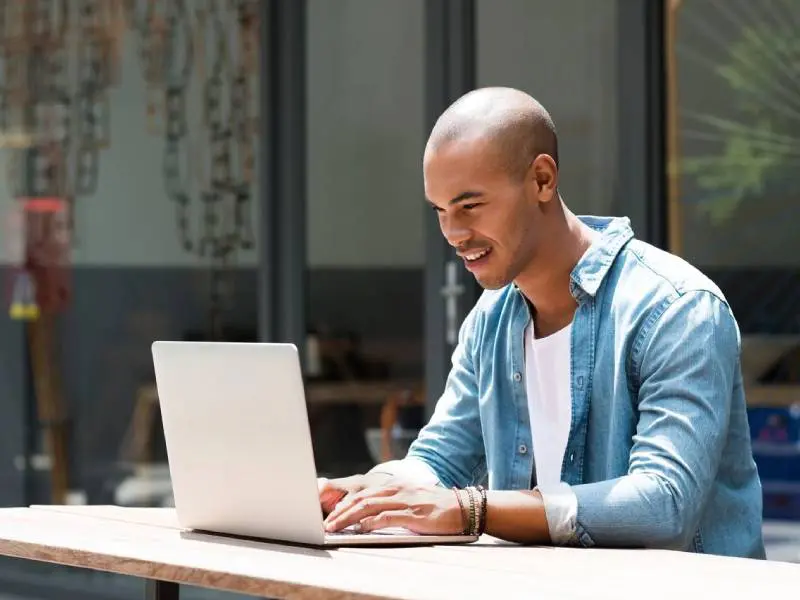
top-left (423, 87), bottom-right (563, 290)
top-left (425, 87), bottom-right (559, 181)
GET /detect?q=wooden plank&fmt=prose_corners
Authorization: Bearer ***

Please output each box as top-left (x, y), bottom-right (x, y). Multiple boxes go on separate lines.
top-left (0, 508), bottom-right (580, 600)
top-left (746, 385), bottom-right (800, 408)
top-left (2, 506), bottom-right (797, 600)
top-left (305, 382), bottom-right (423, 406)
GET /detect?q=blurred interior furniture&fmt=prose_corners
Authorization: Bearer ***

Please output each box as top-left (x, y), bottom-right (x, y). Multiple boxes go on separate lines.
top-left (25, 315), bottom-right (71, 505)
top-left (741, 334), bottom-right (800, 521)
top-left (741, 335), bottom-right (800, 407)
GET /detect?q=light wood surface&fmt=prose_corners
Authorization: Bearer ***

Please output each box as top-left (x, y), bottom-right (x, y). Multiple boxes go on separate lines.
top-left (0, 506), bottom-right (797, 599)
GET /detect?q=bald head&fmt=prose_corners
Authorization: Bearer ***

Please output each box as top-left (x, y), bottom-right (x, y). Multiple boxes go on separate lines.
top-left (425, 87), bottom-right (558, 182)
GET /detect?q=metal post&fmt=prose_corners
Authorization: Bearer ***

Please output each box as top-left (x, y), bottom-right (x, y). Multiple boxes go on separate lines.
top-left (423, 0), bottom-right (478, 416)
top-left (144, 580), bottom-right (180, 600)
top-left (615, 0), bottom-right (667, 248)
top-left (258, 0), bottom-right (307, 361)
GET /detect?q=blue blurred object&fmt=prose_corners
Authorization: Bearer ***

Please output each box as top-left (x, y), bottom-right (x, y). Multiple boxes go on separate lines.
top-left (749, 405), bottom-right (800, 520)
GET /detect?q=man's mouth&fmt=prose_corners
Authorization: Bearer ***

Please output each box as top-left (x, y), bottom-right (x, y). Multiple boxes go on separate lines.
top-left (463, 248), bottom-right (491, 262)
top-left (460, 247), bottom-right (492, 270)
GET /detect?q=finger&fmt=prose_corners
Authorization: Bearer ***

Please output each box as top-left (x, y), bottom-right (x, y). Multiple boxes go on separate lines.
top-left (317, 478), bottom-right (344, 515)
top-left (325, 485), bottom-right (397, 523)
top-left (359, 509), bottom-right (414, 533)
top-left (324, 497), bottom-right (406, 532)
top-left (318, 476), bottom-right (369, 515)
top-left (317, 477), bottom-right (347, 515)
top-left (320, 488), bottom-right (348, 516)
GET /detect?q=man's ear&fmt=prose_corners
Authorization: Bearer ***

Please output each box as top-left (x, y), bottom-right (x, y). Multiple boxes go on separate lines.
top-left (530, 154), bottom-right (558, 203)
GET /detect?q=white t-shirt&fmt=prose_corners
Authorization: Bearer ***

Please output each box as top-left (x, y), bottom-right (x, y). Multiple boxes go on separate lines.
top-left (524, 321), bottom-right (573, 487)
top-left (375, 318), bottom-right (579, 544)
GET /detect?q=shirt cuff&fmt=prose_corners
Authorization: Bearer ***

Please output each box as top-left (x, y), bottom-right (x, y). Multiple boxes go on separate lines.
top-left (368, 458), bottom-right (441, 486)
top-left (535, 481), bottom-right (578, 545)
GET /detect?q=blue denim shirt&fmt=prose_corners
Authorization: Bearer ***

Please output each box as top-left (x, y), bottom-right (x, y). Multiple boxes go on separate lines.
top-left (387, 216), bottom-right (765, 558)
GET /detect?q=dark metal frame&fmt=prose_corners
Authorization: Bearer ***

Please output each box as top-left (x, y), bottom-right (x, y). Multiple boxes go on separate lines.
top-left (423, 0), bottom-right (479, 415)
top-left (144, 579), bottom-right (180, 600)
top-left (615, 0), bottom-right (667, 248)
top-left (258, 0), bottom-right (307, 361)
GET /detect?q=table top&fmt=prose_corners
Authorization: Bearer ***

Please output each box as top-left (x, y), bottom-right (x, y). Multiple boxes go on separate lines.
top-left (0, 505), bottom-right (797, 600)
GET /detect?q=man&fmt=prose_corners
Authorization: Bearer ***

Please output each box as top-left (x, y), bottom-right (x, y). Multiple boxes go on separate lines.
top-left (319, 87), bottom-right (765, 558)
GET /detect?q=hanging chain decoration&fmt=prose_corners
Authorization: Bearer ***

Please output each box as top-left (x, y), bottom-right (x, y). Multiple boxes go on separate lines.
top-left (0, 0), bottom-right (124, 233)
top-left (0, 0), bottom-right (126, 319)
top-left (0, 0), bottom-right (260, 334)
top-left (125, 0), bottom-right (259, 338)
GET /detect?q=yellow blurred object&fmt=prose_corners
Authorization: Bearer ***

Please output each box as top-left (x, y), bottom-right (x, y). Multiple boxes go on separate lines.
top-left (8, 270), bottom-right (39, 321)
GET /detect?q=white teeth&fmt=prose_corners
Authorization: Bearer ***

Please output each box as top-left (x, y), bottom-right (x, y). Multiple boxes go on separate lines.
top-left (465, 248), bottom-right (490, 261)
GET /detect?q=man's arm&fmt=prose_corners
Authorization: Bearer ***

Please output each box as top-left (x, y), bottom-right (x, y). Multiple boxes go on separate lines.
top-left (368, 304), bottom-right (487, 489)
top-left (481, 290), bottom-right (740, 548)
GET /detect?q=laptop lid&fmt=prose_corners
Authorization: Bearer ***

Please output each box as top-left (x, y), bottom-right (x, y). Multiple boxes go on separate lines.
top-left (152, 341), bottom-right (327, 545)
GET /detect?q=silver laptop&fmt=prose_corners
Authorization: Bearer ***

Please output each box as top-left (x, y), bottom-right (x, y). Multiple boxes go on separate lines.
top-left (151, 340), bottom-right (478, 547)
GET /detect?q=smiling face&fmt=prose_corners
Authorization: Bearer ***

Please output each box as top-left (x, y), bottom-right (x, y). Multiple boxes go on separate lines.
top-left (424, 136), bottom-right (558, 290)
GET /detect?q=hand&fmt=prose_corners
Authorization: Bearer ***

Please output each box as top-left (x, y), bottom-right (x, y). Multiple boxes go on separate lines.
top-left (318, 472), bottom-right (394, 516)
top-left (322, 483), bottom-right (464, 535)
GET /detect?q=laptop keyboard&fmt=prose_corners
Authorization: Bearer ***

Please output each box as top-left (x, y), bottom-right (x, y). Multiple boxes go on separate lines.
top-left (326, 526), bottom-right (417, 537)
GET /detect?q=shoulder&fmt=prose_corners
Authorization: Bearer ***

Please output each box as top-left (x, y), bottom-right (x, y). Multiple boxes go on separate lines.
top-left (613, 240), bottom-right (740, 370)
top-left (607, 238), bottom-right (735, 332)
top-left (617, 238), bottom-right (728, 304)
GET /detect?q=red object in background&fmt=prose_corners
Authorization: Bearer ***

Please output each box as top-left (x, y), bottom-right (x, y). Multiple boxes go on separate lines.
top-left (5, 197), bottom-right (72, 315)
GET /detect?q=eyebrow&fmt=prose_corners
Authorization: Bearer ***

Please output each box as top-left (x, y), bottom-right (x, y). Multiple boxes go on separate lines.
top-left (449, 191), bottom-right (483, 205)
top-left (426, 190), bottom-right (484, 208)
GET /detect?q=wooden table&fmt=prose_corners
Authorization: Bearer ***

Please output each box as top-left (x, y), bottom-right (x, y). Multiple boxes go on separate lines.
top-left (0, 506), bottom-right (797, 600)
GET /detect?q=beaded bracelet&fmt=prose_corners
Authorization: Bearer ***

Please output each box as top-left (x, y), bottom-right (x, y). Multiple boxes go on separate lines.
top-left (452, 487), bottom-right (468, 534)
top-left (453, 486), bottom-right (488, 536)
top-left (476, 485), bottom-right (488, 535)
top-left (467, 486), bottom-right (479, 535)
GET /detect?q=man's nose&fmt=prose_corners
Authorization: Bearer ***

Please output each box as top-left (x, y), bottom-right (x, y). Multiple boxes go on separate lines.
top-left (442, 222), bottom-right (471, 247)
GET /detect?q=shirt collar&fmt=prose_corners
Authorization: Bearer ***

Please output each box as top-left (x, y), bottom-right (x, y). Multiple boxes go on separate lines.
top-left (569, 215), bottom-right (634, 297)
top-left (510, 215), bottom-right (634, 300)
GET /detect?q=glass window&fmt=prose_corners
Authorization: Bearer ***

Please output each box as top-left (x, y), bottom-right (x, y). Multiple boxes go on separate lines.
top-left (0, 1), bottom-right (261, 596)
top-left (0, 0), bottom-right (261, 541)
top-left (666, 1), bottom-right (800, 335)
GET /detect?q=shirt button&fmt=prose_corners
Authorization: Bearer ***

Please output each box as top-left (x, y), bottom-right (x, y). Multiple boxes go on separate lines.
top-left (513, 372), bottom-right (522, 382)
top-left (518, 444), bottom-right (528, 455)
top-left (569, 452), bottom-right (575, 462)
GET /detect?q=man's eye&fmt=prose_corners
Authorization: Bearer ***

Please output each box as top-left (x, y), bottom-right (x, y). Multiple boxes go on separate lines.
top-left (463, 203), bottom-right (480, 210)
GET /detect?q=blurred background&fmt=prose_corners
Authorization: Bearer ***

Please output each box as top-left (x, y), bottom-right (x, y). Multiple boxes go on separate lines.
top-left (0, 0), bottom-right (798, 597)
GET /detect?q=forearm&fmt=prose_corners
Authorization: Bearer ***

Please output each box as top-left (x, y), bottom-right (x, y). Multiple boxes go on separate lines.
top-left (483, 490), bottom-right (551, 545)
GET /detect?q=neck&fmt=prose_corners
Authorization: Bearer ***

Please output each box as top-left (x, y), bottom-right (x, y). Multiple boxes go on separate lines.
top-left (514, 206), bottom-right (596, 334)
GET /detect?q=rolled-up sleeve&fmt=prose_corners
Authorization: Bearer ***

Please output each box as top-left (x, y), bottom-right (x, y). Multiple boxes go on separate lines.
top-left (536, 482), bottom-right (579, 544)
top-left (569, 290), bottom-right (740, 549)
